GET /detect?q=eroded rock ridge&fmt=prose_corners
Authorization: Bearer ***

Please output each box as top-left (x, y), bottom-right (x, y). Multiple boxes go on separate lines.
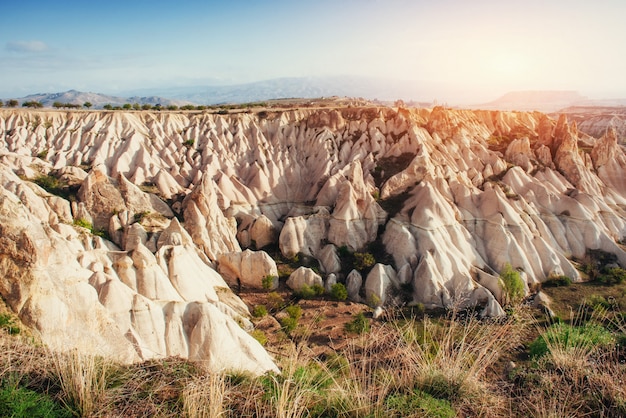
top-left (1, 106), bottom-right (625, 369)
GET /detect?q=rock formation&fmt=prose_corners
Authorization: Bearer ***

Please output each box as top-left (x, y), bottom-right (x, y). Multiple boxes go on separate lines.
top-left (2, 105), bottom-right (626, 369)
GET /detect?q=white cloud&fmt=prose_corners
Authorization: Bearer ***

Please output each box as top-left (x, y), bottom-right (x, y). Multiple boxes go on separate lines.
top-left (6, 40), bottom-right (48, 53)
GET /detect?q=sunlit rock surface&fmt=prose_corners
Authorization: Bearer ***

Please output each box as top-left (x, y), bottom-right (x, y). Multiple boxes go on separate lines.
top-left (2, 105), bottom-right (626, 369)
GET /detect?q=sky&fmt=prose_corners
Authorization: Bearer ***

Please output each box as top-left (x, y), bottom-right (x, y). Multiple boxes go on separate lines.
top-left (1, 0), bottom-right (625, 102)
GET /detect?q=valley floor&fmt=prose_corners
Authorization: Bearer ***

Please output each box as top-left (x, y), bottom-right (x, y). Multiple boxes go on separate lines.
top-left (2, 276), bottom-right (626, 417)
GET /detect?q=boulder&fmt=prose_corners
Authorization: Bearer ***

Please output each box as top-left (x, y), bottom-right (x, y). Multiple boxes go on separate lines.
top-left (364, 264), bottom-right (398, 307)
top-left (217, 249), bottom-right (279, 290)
top-left (346, 269), bottom-right (363, 302)
top-left (286, 267), bottom-right (323, 291)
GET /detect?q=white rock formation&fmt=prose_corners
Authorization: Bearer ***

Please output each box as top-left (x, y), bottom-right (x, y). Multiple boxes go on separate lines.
top-left (286, 267), bottom-right (324, 291)
top-left (217, 249), bottom-right (279, 290)
top-left (0, 164), bottom-right (277, 375)
top-left (364, 264), bottom-right (398, 307)
top-left (2, 104), bottom-right (626, 350)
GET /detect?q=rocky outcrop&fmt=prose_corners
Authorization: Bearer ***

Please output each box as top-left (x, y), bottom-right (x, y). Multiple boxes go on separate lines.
top-left (217, 249), bottom-right (279, 290)
top-left (183, 173), bottom-right (241, 262)
top-left (286, 267), bottom-right (323, 291)
top-left (0, 163), bottom-right (277, 375)
top-left (3, 105), bottom-right (626, 365)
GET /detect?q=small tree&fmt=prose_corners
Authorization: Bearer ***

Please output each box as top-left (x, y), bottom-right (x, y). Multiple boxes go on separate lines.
top-left (500, 263), bottom-right (525, 305)
top-left (7, 99), bottom-right (18, 107)
top-left (103, 104), bottom-right (113, 110)
top-left (83, 102), bottom-right (92, 109)
top-left (53, 101), bottom-right (64, 109)
top-left (122, 103), bottom-right (132, 110)
top-left (132, 103), bottom-right (140, 110)
top-left (141, 104), bottom-right (152, 110)
top-left (22, 101), bottom-right (43, 108)
top-left (0, 99), bottom-right (3, 108)
top-left (330, 283), bottom-right (348, 301)
top-left (354, 252), bottom-right (376, 271)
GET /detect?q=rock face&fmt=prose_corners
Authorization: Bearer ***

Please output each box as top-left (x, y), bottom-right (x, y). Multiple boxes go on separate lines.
top-left (286, 267), bottom-right (323, 291)
top-left (3, 105), bottom-right (626, 367)
top-left (217, 249), bottom-right (279, 290)
top-left (0, 163), bottom-right (277, 375)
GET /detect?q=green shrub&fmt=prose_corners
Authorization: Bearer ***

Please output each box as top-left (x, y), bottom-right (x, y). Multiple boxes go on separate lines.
top-left (345, 312), bottom-right (370, 334)
top-left (279, 316), bottom-right (298, 334)
top-left (529, 323), bottom-right (614, 359)
top-left (183, 139), bottom-right (195, 148)
top-left (500, 263), bottom-right (525, 305)
top-left (586, 294), bottom-right (614, 311)
top-left (598, 267), bottom-right (626, 285)
top-left (285, 305), bottom-right (302, 320)
top-left (330, 283), bottom-right (348, 301)
top-left (73, 218), bottom-right (93, 230)
top-left (0, 379), bottom-right (71, 418)
top-left (33, 174), bottom-right (62, 193)
top-left (294, 284), bottom-right (325, 299)
top-left (262, 275), bottom-right (277, 291)
top-left (73, 219), bottom-right (109, 240)
top-left (0, 313), bottom-right (21, 335)
top-left (543, 275), bottom-right (572, 287)
top-left (385, 388), bottom-right (455, 418)
top-left (266, 292), bottom-right (285, 312)
top-left (250, 330), bottom-right (267, 346)
top-left (354, 252), bottom-right (376, 271)
top-left (252, 305), bottom-right (268, 318)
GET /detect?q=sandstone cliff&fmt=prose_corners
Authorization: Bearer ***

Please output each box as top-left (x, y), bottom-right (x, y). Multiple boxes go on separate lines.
top-left (1, 105), bottom-right (626, 368)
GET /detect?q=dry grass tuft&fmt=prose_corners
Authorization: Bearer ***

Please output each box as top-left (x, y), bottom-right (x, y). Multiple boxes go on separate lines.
top-left (182, 373), bottom-right (227, 418)
top-left (50, 349), bottom-right (110, 417)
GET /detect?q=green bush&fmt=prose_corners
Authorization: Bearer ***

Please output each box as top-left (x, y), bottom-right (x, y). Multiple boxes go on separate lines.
top-left (294, 284), bottom-right (325, 299)
top-left (280, 316), bottom-right (298, 334)
top-left (385, 388), bottom-right (455, 418)
top-left (330, 283), bottom-right (348, 301)
top-left (266, 292), bottom-right (285, 312)
top-left (73, 219), bottom-right (109, 240)
top-left (0, 379), bottom-right (71, 418)
top-left (543, 275), bottom-right (572, 287)
top-left (345, 312), bottom-right (370, 334)
top-left (529, 323), bottom-right (614, 358)
top-left (0, 313), bottom-right (20, 335)
top-left (73, 218), bottom-right (93, 230)
top-left (354, 252), bottom-right (376, 271)
top-left (252, 305), bottom-right (268, 318)
top-left (586, 294), bottom-right (614, 311)
top-left (250, 330), bottom-right (267, 346)
top-left (598, 267), bottom-right (626, 285)
top-left (262, 275), bottom-right (277, 291)
top-left (183, 139), bottom-right (195, 148)
top-left (500, 263), bottom-right (525, 305)
top-left (279, 305), bottom-right (303, 335)
top-left (285, 305), bottom-right (302, 320)
top-left (33, 174), bottom-right (63, 193)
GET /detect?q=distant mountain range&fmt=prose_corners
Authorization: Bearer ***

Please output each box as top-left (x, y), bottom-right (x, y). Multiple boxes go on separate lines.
top-left (122, 76), bottom-right (446, 105)
top-left (478, 90), bottom-right (626, 112)
top-left (3, 77), bottom-right (626, 111)
top-left (3, 90), bottom-right (193, 109)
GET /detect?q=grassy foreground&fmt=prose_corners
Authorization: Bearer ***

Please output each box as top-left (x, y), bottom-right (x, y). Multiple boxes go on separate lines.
top-left (2, 282), bottom-right (626, 417)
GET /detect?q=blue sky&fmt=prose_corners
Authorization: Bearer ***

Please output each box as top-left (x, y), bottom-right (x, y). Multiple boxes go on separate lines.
top-left (1, 0), bottom-right (625, 101)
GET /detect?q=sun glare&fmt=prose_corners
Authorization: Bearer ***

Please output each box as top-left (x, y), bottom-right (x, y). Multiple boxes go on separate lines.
top-left (488, 52), bottom-right (530, 84)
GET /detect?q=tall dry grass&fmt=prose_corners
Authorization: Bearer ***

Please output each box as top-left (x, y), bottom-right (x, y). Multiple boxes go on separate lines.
top-left (182, 373), bottom-right (228, 418)
top-left (2, 302), bottom-right (626, 417)
top-left (50, 348), bottom-right (110, 417)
